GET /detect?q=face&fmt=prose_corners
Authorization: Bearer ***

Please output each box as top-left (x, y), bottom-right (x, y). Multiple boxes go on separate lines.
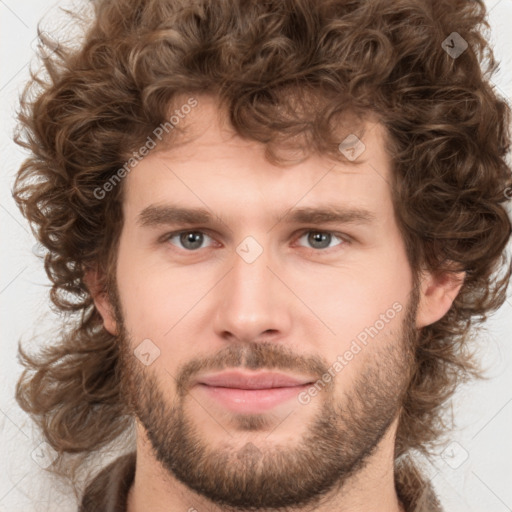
top-left (105, 95), bottom-right (422, 510)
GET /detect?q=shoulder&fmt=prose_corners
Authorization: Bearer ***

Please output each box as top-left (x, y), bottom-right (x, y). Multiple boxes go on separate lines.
top-left (79, 451), bottom-right (136, 512)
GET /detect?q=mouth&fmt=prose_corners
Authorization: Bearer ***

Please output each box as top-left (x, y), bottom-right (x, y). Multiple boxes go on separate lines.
top-left (194, 370), bottom-right (315, 413)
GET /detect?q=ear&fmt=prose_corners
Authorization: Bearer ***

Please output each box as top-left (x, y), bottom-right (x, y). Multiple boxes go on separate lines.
top-left (415, 267), bottom-right (465, 329)
top-left (83, 268), bottom-right (118, 336)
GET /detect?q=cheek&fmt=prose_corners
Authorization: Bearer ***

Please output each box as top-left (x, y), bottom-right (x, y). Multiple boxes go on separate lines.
top-left (115, 243), bottom-right (215, 372)
top-left (116, 232), bottom-right (186, 315)
top-left (310, 257), bottom-right (409, 325)
top-left (312, 252), bottom-right (412, 364)
top-left (115, 240), bottom-right (171, 339)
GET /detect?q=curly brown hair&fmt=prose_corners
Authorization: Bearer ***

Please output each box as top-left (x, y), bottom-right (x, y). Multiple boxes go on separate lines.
top-left (12, 0), bottom-right (512, 499)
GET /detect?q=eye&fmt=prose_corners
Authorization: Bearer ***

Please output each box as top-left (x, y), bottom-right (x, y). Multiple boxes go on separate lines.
top-left (161, 229), bottom-right (350, 253)
top-left (295, 230), bottom-right (348, 252)
top-left (164, 230), bottom-right (215, 251)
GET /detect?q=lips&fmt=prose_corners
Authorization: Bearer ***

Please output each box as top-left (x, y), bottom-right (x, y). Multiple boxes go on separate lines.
top-left (196, 371), bottom-right (314, 389)
top-left (194, 371), bottom-right (316, 413)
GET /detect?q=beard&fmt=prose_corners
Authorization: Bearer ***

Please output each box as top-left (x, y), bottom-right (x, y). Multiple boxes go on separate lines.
top-left (111, 284), bottom-right (419, 511)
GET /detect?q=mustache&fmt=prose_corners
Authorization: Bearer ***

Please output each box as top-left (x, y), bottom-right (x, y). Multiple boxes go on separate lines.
top-left (174, 341), bottom-right (329, 398)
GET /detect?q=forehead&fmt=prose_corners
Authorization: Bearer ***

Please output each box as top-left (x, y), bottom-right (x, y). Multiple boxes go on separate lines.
top-left (122, 95), bottom-right (394, 223)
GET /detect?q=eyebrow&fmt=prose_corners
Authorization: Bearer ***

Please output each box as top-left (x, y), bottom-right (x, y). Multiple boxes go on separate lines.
top-left (137, 204), bottom-right (377, 229)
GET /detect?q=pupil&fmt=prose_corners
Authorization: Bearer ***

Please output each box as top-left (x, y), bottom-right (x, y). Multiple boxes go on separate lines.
top-left (309, 232), bottom-right (330, 249)
top-left (182, 232), bottom-right (202, 249)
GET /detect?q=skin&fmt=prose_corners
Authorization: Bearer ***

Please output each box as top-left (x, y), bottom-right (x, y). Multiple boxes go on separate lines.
top-left (88, 94), bottom-right (465, 512)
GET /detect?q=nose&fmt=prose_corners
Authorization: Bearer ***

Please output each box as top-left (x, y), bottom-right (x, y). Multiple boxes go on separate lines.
top-left (212, 240), bottom-right (292, 344)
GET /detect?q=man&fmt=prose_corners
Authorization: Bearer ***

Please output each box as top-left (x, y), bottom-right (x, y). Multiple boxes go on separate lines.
top-left (12, 0), bottom-right (511, 511)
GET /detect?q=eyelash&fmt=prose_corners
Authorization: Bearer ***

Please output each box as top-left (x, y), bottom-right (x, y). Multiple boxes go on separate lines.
top-left (160, 229), bottom-right (352, 255)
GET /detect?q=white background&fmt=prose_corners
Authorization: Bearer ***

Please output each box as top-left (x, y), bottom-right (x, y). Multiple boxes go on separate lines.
top-left (1, 1), bottom-right (511, 511)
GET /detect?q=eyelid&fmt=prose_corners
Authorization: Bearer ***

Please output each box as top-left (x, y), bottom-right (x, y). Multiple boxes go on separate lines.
top-left (292, 228), bottom-right (352, 252)
top-left (159, 229), bottom-right (218, 248)
top-left (293, 227), bottom-right (353, 241)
